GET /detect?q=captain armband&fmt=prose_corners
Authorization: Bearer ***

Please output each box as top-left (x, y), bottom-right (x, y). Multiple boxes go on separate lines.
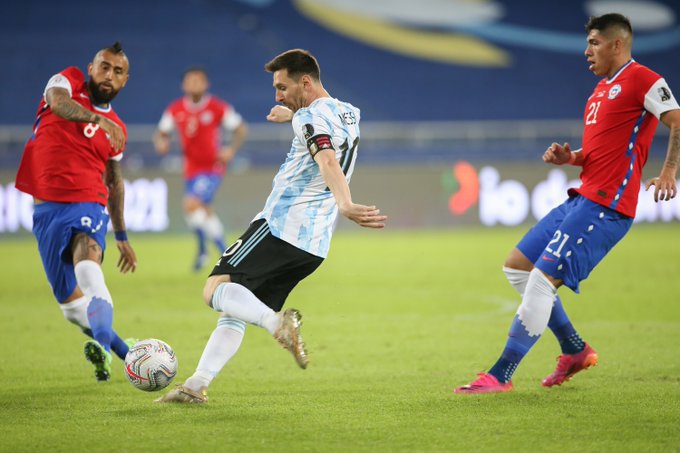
top-left (306, 134), bottom-right (334, 158)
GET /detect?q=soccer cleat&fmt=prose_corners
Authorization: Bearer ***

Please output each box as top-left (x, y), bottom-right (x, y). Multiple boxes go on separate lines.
top-left (542, 343), bottom-right (598, 387)
top-left (193, 253), bottom-right (209, 272)
top-left (154, 384), bottom-right (208, 404)
top-left (274, 309), bottom-right (308, 369)
top-left (84, 340), bottom-right (113, 382)
top-left (454, 372), bottom-right (514, 394)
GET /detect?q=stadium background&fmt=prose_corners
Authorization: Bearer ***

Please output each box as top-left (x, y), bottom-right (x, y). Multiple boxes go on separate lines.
top-left (2, 0), bottom-right (680, 235)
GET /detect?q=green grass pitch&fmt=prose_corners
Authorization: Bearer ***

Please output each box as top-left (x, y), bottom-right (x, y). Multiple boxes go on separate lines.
top-left (1, 225), bottom-right (679, 452)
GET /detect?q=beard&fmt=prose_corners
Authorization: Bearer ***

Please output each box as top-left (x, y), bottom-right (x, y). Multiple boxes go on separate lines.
top-left (88, 78), bottom-right (119, 105)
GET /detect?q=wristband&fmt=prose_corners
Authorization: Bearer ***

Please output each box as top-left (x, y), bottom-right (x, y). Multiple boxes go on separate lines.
top-left (567, 152), bottom-right (576, 165)
top-left (114, 231), bottom-right (128, 241)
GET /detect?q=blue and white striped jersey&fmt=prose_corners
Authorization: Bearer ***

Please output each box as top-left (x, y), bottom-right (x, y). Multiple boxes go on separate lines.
top-left (253, 97), bottom-right (360, 258)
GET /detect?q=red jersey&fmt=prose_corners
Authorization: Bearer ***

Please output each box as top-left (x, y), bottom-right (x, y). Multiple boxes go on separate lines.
top-left (158, 95), bottom-right (242, 178)
top-left (15, 66), bottom-right (127, 205)
top-left (573, 60), bottom-right (678, 217)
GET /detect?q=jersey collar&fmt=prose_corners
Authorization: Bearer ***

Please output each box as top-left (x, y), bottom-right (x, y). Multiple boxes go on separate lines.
top-left (183, 95), bottom-right (211, 111)
top-left (606, 59), bottom-right (634, 84)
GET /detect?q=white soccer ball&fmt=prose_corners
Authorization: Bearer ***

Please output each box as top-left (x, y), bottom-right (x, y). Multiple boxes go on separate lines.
top-left (124, 338), bottom-right (178, 392)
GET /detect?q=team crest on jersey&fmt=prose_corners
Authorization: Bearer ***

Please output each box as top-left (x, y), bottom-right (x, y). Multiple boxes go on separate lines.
top-left (608, 84), bottom-right (622, 99)
top-left (200, 111), bottom-right (214, 124)
top-left (658, 86), bottom-right (672, 102)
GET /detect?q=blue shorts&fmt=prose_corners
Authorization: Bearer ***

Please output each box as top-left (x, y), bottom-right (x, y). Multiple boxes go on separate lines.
top-left (516, 195), bottom-right (633, 293)
top-left (32, 202), bottom-right (109, 303)
top-left (185, 172), bottom-right (223, 204)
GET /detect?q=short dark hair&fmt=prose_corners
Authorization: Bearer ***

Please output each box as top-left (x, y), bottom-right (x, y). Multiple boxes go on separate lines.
top-left (183, 66), bottom-right (208, 79)
top-left (264, 49), bottom-right (320, 81)
top-left (104, 41), bottom-right (126, 56)
top-left (585, 13), bottom-right (633, 35)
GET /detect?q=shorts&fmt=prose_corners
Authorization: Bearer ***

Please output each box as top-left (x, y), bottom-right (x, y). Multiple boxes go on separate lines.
top-left (32, 202), bottom-right (109, 303)
top-left (185, 172), bottom-right (222, 204)
top-left (210, 219), bottom-right (324, 311)
top-left (516, 195), bottom-right (633, 293)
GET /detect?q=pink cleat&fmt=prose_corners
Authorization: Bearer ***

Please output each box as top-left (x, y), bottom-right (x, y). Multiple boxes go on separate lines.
top-left (454, 372), bottom-right (513, 394)
top-left (542, 343), bottom-right (598, 387)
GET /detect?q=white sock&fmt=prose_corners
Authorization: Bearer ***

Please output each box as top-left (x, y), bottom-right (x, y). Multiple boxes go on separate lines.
top-left (74, 260), bottom-right (113, 305)
top-left (59, 295), bottom-right (90, 331)
top-left (204, 214), bottom-right (224, 242)
top-left (185, 317), bottom-right (246, 391)
top-left (211, 283), bottom-right (281, 334)
top-left (516, 268), bottom-right (556, 337)
top-left (503, 266), bottom-right (530, 296)
top-left (185, 208), bottom-right (208, 231)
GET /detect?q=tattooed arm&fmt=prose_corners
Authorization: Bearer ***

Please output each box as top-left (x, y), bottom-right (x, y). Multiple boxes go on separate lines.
top-left (46, 87), bottom-right (126, 152)
top-left (105, 159), bottom-right (137, 273)
top-left (646, 109), bottom-right (680, 201)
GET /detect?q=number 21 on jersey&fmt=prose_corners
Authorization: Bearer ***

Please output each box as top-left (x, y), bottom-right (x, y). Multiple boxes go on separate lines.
top-left (585, 101), bottom-right (601, 125)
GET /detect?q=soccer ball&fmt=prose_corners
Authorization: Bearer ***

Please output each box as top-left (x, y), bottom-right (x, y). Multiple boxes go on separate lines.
top-left (124, 338), bottom-right (178, 392)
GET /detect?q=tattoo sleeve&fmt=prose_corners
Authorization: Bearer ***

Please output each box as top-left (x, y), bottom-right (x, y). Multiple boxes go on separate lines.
top-left (105, 160), bottom-right (127, 232)
top-left (48, 88), bottom-right (99, 124)
top-left (664, 125), bottom-right (680, 171)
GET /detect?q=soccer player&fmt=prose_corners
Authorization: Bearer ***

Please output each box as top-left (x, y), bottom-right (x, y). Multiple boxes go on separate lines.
top-left (15, 42), bottom-right (138, 382)
top-left (455, 13), bottom-right (680, 394)
top-left (153, 67), bottom-right (248, 271)
top-left (156, 49), bottom-right (387, 403)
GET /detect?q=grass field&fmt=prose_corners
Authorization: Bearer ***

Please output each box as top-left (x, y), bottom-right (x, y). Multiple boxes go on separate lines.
top-left (1, 225), bottom-right (679, 452)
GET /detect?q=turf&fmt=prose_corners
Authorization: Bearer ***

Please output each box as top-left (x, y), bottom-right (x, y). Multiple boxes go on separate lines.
top-left (1, 225), bottom-right (679, 452)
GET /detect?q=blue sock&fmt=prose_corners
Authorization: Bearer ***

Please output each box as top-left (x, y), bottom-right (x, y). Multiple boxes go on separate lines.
top-left (82, 328), bottom-right (128, 359)
top-left (196, 229), bottom-right (207, 256)
top-left (86, 297), bottom-right (113, 352)
top-left (214, 238), bottom-right (226, 252)
top-left (489, 314), bottom-right (542, 383)
top-left (548, 296), bottom-right (585, 354)
top-left (110, 332), bottom-right (130, 360)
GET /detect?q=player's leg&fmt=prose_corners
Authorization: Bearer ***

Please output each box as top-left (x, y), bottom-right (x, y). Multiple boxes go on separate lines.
top-left (540, 198), bottom-right (632, 386)
top-left (204, 206), bottom-right (227, 253)
top-left (456, 201), bottom-right (570, 393)
top-left (59, 290), bottom-right (133, 360)
top-left (32, 202), bottom-right (124, 380)
top-left (197, 173), bottom-right (227, 253)
top-left (157, 316), bottom-right (246, 403)
top-left (71, 233), bottom-right (117, 381)
top-left (183, 194), bottom-right (209, 270)
top-left (503, 243), bottom-right (587, 369)
top-left (157, 221), bottom-right (322, 403)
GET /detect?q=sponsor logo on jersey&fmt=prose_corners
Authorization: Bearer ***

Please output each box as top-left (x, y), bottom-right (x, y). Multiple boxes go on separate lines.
top-left (658, 86), bottom-right (672, 102)
top-left (608, 84), bottom-right (621, 99)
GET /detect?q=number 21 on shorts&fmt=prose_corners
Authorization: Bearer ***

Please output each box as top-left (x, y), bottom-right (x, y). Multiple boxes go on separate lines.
top-left (546, 230), bottom-right (570, 258)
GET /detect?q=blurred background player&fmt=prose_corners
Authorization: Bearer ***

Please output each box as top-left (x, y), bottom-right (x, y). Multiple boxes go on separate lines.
top-left (455, 13), bottom-right (680, 394)
top-left (156, 49), bottom-right (387, 403)
top-left (153, 67), bottom-right (248, 271)
top-left (15, 42), bottom-right (138, 382)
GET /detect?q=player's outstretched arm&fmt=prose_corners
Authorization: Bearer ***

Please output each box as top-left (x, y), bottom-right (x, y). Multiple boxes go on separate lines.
top-left (646, 109), bottom-right (680, 202)
top-left (219, 122), bottom-right (249, 163)
top-left (315, 149), bottom-right (387, 229)
top-left (542, 142), bottom-right (583, 166)
top-left (105, 159), bottom-right (137, 273)
top-left (46, 87), bottom-right (125, 152)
